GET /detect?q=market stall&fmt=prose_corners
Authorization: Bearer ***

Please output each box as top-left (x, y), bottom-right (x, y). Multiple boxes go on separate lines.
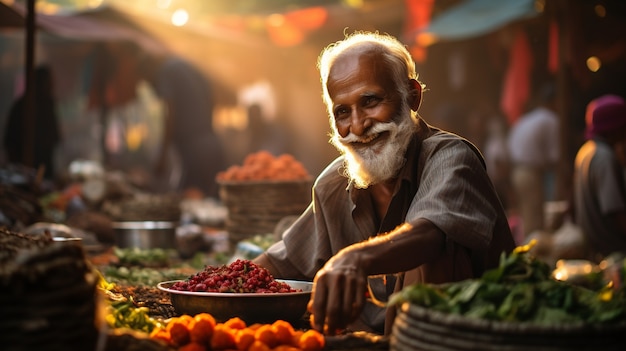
top-left (2, 221), bottom-right (626, 351)
top-left (3, 2), bottom-right (626, 350)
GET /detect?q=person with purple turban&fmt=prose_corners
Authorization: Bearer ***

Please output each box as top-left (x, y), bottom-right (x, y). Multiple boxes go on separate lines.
top-left (573, 94), bottom-right (626, 261)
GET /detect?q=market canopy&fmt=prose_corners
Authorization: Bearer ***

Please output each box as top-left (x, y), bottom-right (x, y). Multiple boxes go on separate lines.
top-left (0, 1), bottom-right (25, 28)
top-left (415, 0), bottom-right (541, 46)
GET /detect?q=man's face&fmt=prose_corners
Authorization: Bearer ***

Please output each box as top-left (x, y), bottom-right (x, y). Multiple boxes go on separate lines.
top-left (327, 50), bottom-right (414, 188)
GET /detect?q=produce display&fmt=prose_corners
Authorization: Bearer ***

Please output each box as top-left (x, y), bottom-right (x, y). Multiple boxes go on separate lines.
top-left (150, 313), bottom-right (325, 351)
top-left (390, 240), bottom-right (626, 325)
top-left (170, 259), bottom-right (300, 293)
top-left (103, 265), bottom-right (190, 287)
top-left (216, 151), bottom-right (310, 181)
top-left (106, 296), bottom-right (161, 333)
top-left (113, 246), bottom-right (175, 267)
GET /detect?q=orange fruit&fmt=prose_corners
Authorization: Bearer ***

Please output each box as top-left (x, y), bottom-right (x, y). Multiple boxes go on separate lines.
top-left (167, 318), bottom-right (191, 346)
top-left (248, 340), bottom-right (271, 351)
top-left (235, 328), bottom-right (256, 351)
top-left (247, 323), bottom-right (263, 331)
top-left (149, 327), bottom-right (172, 345)
top-left (177, 314), bottom-right (195, 326)
top-left (271, 320), bottom-right (296, 346)
top-left (298, 329), bottom-right (325, 351)
top-left (178, 342), bottom-right (207, 351)
top-left (224, 316), bottom-right (247, 330)
top-left (273, 346), bottom-right (301, 351)
top-left (190, 313), bottom-right (217, 344)
top-left (254, 324), bottom-right (278, 348)
top-left (290, 330), bottom-right (304, 347)
top-left (210, 324), bottom-right (237, 350)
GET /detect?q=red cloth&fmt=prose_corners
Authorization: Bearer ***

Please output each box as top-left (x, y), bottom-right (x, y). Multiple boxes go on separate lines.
top-left (403, 0), bottom-right (434, 63)
top-left (500, 30), bottom-right (533, 125)
top-left (548, 20), bottom-right (559, 74)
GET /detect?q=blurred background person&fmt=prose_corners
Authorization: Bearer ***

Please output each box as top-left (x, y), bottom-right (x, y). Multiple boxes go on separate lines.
top-left (507, 82), bottom-right (560, 243)
top-left (573, 94), bottom-right (626, 262)
top-left (246, 103), bottom-right (289, 156)
top-left (3, 65), bottom-right (62, 180)
top-left (141, 53), bottom-right (227, 198)
top-left (483, 113), bottom-right (512, 210)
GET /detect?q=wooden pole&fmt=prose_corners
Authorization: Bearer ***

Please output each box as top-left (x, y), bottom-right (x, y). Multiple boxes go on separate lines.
top-left (22, 0), bottom-right (36, 169)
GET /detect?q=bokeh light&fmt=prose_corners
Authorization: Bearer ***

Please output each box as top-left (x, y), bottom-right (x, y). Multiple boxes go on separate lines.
top-left (171, 8), bottom-right (189, 27)
top-left (586, 56), bottom-right (601, 72)
top-left (156, 0), bottom-right (172, 10)
top-left (594, 4), bottom-right (606, 18)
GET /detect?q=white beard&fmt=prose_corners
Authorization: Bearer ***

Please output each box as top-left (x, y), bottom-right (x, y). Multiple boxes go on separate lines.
top-left (331, 103), bottom-right (416, 188)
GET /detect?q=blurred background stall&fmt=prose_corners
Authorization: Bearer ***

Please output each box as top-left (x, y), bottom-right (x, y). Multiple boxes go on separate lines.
top-left (1, 0), bottom-right (626, 260)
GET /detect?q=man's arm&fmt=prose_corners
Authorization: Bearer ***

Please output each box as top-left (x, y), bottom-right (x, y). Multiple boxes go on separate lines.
top-left (309, 218), bottom-right (445, 334)
top-left (253, 252), bottom-right (281, 277)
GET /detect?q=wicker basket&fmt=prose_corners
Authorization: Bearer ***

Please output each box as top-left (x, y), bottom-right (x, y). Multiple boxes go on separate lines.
top-left (218, 179), bottom-right (312, 246)
top-left (0, 235), bottom-right (101, 350)
top-left (391, 302), bottom-right (626, 351)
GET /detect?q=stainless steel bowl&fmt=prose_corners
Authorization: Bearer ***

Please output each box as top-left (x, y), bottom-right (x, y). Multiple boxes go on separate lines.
top-left (112, 221), bottom-right (177, 249)
top-left (157, 279), bottom-right (312, 324)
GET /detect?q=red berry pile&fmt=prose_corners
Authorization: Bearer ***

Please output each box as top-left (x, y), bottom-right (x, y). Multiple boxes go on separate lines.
top-left (170, 259), bottom-right (301, 293)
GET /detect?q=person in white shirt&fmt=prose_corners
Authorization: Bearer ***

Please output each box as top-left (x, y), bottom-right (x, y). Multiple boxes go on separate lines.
top-left (507, 83), bottom-right (560, 242)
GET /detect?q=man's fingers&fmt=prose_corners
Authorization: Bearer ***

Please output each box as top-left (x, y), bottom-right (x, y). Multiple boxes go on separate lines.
top-left (324, 274), bottom-right (343, 334)
top-left (342, 276), bottom-right (356, 324)
top-left (352, 277), bottom-right (366, 321)
top-left (309, 276), bottom-right (328, 333)
top-left (311, 265), bottom-right (369, 335)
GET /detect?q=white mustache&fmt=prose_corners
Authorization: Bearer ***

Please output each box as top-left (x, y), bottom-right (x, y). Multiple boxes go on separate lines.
top-left (338, 121), bottom-right (396, 144)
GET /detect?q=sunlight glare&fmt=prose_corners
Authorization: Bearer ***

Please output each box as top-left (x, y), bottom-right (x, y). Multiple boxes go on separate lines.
top-left (157, 0), bottom-right (172, 10)
top-left (171, 8), bottom-right (189, 27)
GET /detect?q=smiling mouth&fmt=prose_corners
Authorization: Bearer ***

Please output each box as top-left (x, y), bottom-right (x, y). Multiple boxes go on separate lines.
top-left (350, 131), bottom-right (390, 150)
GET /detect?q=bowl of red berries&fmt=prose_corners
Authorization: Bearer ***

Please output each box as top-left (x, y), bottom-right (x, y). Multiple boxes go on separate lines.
top-left (157, 259), bottom-right (313, 324)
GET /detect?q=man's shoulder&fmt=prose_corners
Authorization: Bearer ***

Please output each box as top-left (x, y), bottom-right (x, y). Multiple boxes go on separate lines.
top-left (422, 129), bottom-right (475, 151)
top-left (421, 130), bottom-right (486, 168)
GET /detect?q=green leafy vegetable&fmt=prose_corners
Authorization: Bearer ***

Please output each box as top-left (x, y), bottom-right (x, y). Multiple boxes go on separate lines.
top-left (390, 241), bottom-right (626, 325)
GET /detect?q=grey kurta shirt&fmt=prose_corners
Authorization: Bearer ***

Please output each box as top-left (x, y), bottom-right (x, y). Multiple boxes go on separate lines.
top-left (264, 117), bottom-right (515, 333)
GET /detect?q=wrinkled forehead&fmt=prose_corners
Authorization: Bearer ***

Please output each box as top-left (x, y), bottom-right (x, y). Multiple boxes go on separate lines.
top-left (329, 43), bottom-right (388, 81)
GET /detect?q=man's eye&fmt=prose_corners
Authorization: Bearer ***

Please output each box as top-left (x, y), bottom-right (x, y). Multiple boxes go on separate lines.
top-left (334, 107), bottom-right (349, 119)
top-left (363, 96), bottom-right (380, 106)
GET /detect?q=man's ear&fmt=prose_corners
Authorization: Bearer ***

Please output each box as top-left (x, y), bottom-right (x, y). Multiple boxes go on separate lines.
top-left (408, 79), bottom-right (422, 111)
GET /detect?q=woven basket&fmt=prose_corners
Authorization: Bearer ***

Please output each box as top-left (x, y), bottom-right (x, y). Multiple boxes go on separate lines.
top-left (0, 241), bottom-right (101, 350)
top-left (391, 302), bottom-right (626, 351)
top-left (218, 179), bottom-right (312, 246)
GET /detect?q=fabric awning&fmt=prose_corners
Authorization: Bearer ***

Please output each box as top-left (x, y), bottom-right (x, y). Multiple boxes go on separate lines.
top-left (0, 2), bottom-right (25, 28)
top-left (416, 0), bottom-right (540, 46)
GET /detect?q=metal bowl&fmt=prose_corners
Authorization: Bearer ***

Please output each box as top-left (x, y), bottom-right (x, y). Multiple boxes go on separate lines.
top-left (112, 221), bottom-right (177, 249)
top-left (157, 279), bottom-right (312, 324)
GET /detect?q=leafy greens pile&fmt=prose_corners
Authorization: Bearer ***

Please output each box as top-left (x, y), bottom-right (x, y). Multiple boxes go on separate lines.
top-left (390, 241), bottom-right (626, 325)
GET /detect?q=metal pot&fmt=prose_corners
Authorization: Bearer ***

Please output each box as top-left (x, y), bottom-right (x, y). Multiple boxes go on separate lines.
top-left (157, 279), bottom-right (312, 324)
top-left (112, 221), bottom-right (177, 249)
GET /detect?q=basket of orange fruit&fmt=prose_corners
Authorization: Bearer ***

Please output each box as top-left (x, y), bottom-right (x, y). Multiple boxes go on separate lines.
top-left (151, 313), bottom-right (325, 351)
top-left (216, 151), bottom-right (312, 247)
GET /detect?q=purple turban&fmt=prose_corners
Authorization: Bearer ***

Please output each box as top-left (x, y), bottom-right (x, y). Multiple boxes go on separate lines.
top-left (585, 94), bottom-right (626, 140)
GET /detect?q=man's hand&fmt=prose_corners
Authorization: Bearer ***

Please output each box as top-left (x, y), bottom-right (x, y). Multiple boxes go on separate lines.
top-left (308, 253), bottom-right (367, 335)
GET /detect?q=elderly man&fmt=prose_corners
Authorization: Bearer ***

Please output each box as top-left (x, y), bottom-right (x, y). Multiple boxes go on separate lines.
top-left (574, 94), bottom-right (626, 262)
top-left (253, 32), bottom-right (515, 335)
